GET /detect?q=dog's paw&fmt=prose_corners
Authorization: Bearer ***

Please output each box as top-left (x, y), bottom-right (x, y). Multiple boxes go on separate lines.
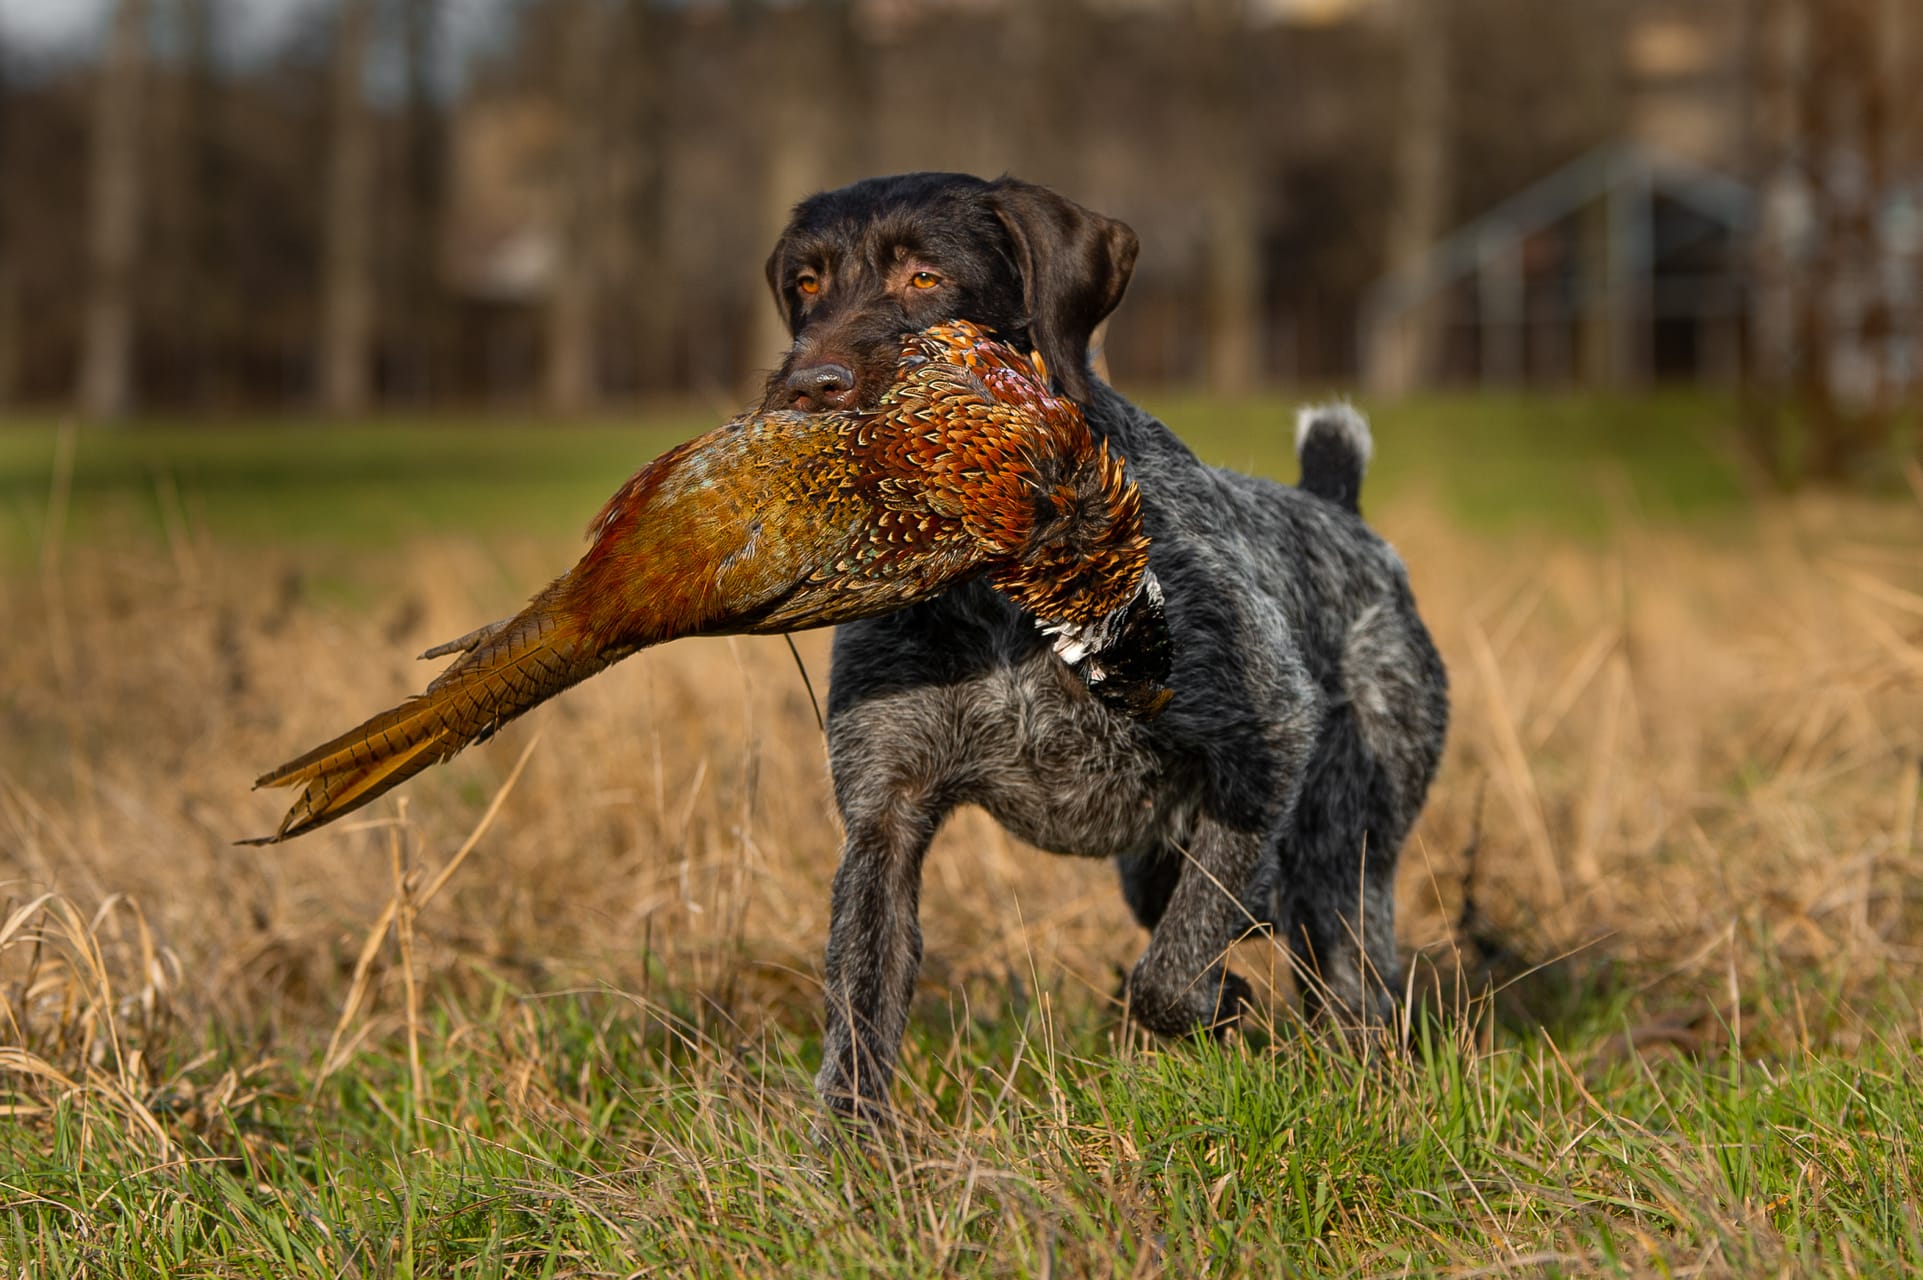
top-left (1124, 962), bottom-right (1250, 1039)
top-left (1045, 570), bottom-right (1174, 719)
top-left (809, 1099), bottom-right (880, 1155)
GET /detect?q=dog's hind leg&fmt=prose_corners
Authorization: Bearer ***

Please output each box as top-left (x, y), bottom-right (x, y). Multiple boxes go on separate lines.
top-left (1279, 596), bottom-right (1447, 1031)
top-left (1277, 717), bottom-right (1406, 1030)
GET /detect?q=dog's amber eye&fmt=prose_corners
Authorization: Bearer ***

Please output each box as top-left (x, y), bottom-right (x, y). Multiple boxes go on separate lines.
top-left (796, 274), bottom-right (821, 296)
top-left (909, 271), bottom-right (941, 289)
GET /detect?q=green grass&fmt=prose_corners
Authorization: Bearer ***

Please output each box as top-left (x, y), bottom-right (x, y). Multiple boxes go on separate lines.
top-left (0, 390), bottom-right (1753, 567)
top-left (5, 975), bottom-right (1921, 1277)
top-left (5, 391), bottom-right (1920, 1276)
top-left (1138, 388), bottom-right (1754, 534)
top-left (0, 414), bottom-right (707, 564)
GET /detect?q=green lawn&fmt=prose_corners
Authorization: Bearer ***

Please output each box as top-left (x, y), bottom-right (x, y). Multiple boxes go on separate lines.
top-left (6, 972), bottom-right (1920, 1277)
top-left (0, 390), bottom-right (1753, 566)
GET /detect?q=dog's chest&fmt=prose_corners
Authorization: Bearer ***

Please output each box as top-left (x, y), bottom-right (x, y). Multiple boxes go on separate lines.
top-left (954, 646), bottom-right (1184, 860)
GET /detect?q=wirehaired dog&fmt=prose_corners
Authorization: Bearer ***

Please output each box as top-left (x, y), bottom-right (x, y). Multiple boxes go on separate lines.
top-left (763, 173), bottom-right (1448, 1122)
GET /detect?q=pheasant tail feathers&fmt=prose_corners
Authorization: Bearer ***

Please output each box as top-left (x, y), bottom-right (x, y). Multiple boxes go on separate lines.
top-left (245, 598), bottom-right (607, 844)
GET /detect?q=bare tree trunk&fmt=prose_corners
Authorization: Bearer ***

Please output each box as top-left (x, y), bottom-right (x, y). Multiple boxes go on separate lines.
top-left (394, 0), bottom-right (445, 401)
top-left (152, 0), bottom-right (215, 407)
top-left (1743, 0), bottom-right (1796, 481)
top-left (999, 0), bottom-right (1082, 187)
top-left (546, 0), bottom-right (611, 416)
top-left (1755, 0), bottom-right (1900, 480)
top-left (0, 257), bottom-right (14, 407)
top-left (320, 0), bottom-right (376, 416)
top-left (1202, 180), bottom-right (1260, 393)
top-left (1367, 0), bottom-right (1453, 396)
top-left (603, 0), bottom-right (670, 395)
top-left (79, 0), bottom-right (149, 422)
top-left (750, 2), bottom-right (857, 389)
top-left (752, 144), bottom-right (824, 390)
top-left (1881, 0), bottom-right (1921, 451)
top-left (1194, 0), bottom-right (1261, 393)
top-left (0, 37), bottom-right (15, 408)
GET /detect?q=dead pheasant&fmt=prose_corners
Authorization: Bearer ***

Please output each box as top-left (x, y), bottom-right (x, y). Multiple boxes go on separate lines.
top-left (248, 320), bottom-right (1168, 843)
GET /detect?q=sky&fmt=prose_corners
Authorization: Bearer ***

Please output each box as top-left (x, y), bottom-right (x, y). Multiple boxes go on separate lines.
top-left (0, 0), bottom-right (514, 92)
top-left (0, 0), bottom-right (310, 55)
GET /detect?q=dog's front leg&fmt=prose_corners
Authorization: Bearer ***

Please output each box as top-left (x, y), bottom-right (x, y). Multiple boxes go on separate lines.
top-left (815, 801), bottom-right (940, 1127)
top-left (1123, 818), bottom-right (1265, 1037)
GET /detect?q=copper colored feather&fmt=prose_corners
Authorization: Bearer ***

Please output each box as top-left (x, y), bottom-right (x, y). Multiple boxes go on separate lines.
top-left (248, 321), bottom-right (1156, 843)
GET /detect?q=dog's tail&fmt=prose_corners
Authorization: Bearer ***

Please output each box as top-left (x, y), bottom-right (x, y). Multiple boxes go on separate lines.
top-left (1294, 402), bottom-right (1372, 514)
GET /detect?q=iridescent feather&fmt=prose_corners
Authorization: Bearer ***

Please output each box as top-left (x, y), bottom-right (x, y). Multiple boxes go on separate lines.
top-left (248, 320), bottom-right (1155, 843)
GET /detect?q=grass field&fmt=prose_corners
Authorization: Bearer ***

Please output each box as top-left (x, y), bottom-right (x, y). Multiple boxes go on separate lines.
top-left (3, 393), bottom-right (1922, 1276)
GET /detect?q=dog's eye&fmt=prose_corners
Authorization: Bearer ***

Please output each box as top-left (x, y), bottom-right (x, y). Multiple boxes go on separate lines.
top-left (796, 273), bottom-right (821, 296)
top-left (909, 271), bottom-right (941, 289)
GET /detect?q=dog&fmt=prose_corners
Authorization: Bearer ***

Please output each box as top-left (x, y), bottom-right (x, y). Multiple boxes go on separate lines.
top-left (762, 173), bottom-right (1449, 1122)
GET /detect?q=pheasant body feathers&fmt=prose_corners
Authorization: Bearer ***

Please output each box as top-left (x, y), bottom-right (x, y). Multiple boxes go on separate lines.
top-left (250, 320), bottom-right (1160, 843)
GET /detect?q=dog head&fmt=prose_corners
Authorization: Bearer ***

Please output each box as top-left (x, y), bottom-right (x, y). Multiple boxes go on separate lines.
top-left (762, 173), bottom-right (1139, 410)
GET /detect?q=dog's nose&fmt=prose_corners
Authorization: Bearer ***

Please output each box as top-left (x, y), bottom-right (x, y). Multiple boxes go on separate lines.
top-left (785, 362), bottom-right (858, 411)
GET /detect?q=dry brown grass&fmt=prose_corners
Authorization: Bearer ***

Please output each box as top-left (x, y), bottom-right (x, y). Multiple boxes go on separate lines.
top-left (6, 485), bottom-right (1921, 1070)
top-left (4, 479), bottom-right (1923, 1274)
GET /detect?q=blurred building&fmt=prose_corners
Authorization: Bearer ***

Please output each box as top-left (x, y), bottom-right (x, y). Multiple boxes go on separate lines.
top-left (1363, 0), bottom-right (1919, 408)
top-left (1361, 143), bottom-right (1754, 391)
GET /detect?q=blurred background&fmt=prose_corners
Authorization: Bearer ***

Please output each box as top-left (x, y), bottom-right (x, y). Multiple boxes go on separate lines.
top-left (0, 0), bottom-right (1915, 480)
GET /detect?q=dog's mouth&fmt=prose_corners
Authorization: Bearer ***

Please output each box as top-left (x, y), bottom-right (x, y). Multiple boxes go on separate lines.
top-left (765, 324), bottom-right (1046, 416)
top-left (762, 346), bottom-right (904, 413)
top-left (763, 310), bottom-right (920, 413)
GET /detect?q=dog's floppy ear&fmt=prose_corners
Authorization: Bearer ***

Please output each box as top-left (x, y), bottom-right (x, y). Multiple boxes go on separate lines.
top-left (765, 241), bottom-right (798, 335)
top-left (989, 179), bottom-right (1139, 403)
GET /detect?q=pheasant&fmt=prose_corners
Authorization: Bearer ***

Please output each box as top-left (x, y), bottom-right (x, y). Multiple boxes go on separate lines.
top-left (248, 320), bottom-right (1170, 844)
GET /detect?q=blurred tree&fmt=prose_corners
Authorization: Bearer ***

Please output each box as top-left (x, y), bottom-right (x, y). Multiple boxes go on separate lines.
top-left (1194, 0), bottom-right (1261, 393)
top-left (1801, 0), bottom-right (1891, 476)
top-left (1748, 0), bottom-right (1910, 481)
top-left (606, 0), bottom-right (671, 394)
top-left (749, 0), bottom-right (862, 383)
top-left (1451, 0), bottom-right (1624, 219)
top-left (390, 0), bottom-right (448, 400)
top-left (1891, 0), bottom-right (1922, 461)
top-left (320, 0), bottom-right (376, 414)
top-left (0, 35), bottom-right (15, 407)
top-left (746, 7), bottom-right (798, 381)
top-left (998, 0), bottom-right (1084, 188)
top-left (1367, 0), bottom-right (1451, 395)
top-left (152, 0), bottom-right (218, 405)
top-left (79, 0), bottom-right (150, 422)
top-left (546, 0), bottom-right (614, 413)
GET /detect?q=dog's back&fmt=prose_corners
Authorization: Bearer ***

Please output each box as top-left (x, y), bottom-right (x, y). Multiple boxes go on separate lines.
top-left (1083, 383), bottom-right (1449, 908)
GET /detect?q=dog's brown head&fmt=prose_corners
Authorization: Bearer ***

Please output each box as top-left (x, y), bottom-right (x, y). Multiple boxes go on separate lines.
top-left (762, 173), bottom-right (1139, 411)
